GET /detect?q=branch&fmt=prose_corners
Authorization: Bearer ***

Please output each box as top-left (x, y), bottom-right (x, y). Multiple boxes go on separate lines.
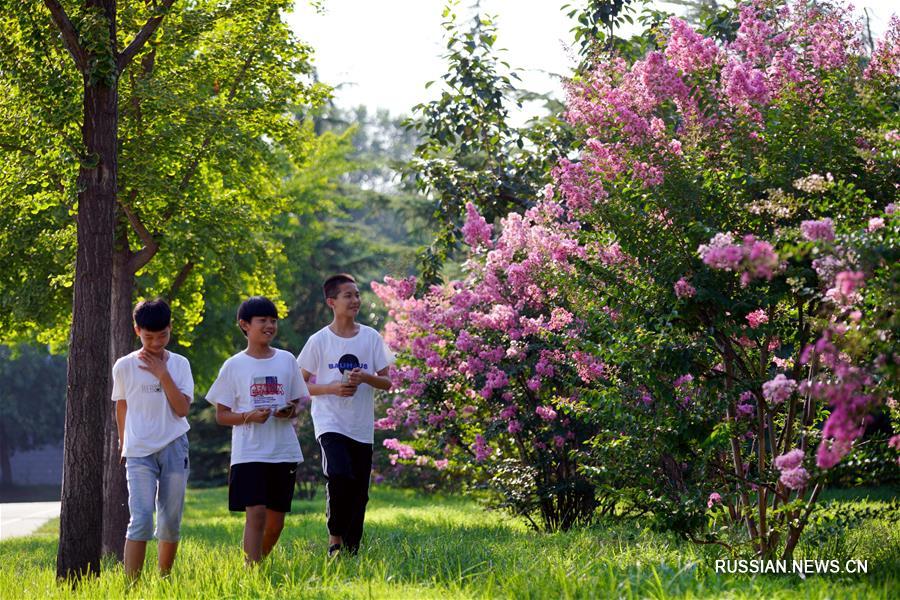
top-left (0, 142), bottom-right (37, 156)
top-left (43, 0), bottom-right (87, 72)
top-left (117, 0), bottom-right (177, 73)
top-left (118, 192), bottom-right (159, 274)
top-left (167, 261), bottom-right (194, 300)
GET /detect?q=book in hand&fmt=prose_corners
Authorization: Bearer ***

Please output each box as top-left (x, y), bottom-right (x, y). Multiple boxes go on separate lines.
top-left (273, 401), bottom-right (296, 417)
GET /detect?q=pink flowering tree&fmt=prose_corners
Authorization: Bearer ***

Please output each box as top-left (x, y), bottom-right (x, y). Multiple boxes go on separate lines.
top-left (373, 201), bottom-right (611, 531)
top-left (549, 0), bottom-right (899, 557)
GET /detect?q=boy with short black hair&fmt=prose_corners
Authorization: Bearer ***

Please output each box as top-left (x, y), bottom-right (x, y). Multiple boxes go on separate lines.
top-left (297, 274), bottom-right (393, 557)
top-left (113, 298), bottom-right (194, 580)
top-left (206, 296), bottom-right (310, 564)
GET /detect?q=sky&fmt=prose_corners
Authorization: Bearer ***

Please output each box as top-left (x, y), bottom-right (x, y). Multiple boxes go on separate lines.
top-left (286, 1), bottom-right (897, 120)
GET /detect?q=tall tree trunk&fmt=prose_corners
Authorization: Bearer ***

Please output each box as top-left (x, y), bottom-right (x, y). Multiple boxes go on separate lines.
top-left (0, 419), bottom-right (12, 487)
top-left (101, 231), bottom-right (135, 560)
top-left (56, 11), bottom-right (118, 578)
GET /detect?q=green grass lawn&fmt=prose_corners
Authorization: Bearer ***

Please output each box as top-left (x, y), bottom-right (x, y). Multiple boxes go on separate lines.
top-left (1, 485), bottom-right (897, 598)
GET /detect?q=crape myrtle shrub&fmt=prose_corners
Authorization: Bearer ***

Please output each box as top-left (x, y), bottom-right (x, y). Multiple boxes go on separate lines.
top-left (373, 204), bottom-right (607, 532)
top-left (557, 0), bottom-right (900, 557)
top-left (375, 0), bottom-right (899, 553)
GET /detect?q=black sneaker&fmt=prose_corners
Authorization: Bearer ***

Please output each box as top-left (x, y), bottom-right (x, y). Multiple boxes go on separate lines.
top-left (327, 543), bottom-right (342, 558)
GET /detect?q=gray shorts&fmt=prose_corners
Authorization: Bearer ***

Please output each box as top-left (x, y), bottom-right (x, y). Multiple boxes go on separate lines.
top-left (125, 433), bottom-right (189, 542)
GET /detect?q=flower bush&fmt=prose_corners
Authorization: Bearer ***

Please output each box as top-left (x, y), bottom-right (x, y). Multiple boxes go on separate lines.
top-left (551, 0), bottom-right (899, 557)
top-left (373, 201), bottom-right (609, 531)
top-left (376, 0), bottom-right (899, 554)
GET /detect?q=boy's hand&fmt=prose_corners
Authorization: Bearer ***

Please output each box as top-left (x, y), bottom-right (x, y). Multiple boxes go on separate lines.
top-left (274, 400), bottom-right (298, 419)
top-left (347, 368), bottom-right (365, 386)
top-left (137, 350), bottom-right (168, 379)
top-left (244, 408), bottom-right (271, 424)
top-left (332, 381), bottom-right (358, 397)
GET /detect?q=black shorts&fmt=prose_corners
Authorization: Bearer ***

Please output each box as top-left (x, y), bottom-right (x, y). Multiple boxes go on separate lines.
top-left (228, 462), bottom-right (297, 513)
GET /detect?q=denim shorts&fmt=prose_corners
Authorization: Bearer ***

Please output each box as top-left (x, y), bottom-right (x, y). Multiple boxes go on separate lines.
top-left (125, 433), bottom-right (189, 542)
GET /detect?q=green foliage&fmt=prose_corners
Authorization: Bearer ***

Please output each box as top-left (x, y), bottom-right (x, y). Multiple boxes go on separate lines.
top-left (564, 0), bottom-right (640, 56)
top-left (0, 0), bottom-right (330, 350)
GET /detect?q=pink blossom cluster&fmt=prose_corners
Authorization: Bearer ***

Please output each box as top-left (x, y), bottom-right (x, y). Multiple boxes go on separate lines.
top-left (762, 374), bottom-right (797, 404)
top-left (698, 233), bottom-right (780, 285)
top-left (674, 277), bottom-right (696, 299)
top-left (707, 492), bottom-right (723, 508)
top-left (864, 15), bottom-right (900, 79)
top-left (557, 1), bottom-right (872, 207)
top-left (746, 309), bottom-right (768, 328)
top-left (665, 17), bottom-right (722, 74)
top-left (383, 438), bottom-right (416, 463)
top-left (774, 449), bottom-right (810, 490)
top-left (825, 270), bottom-right (865, 306)
top-left (736, 391), bottom-right (755, 418)
top-left (461, 202), bottom-right (494, 249)
top-left (471, 434), bottom-right (493, 462)
top-left (372, 200), bottom-right (604, 473)
top-left (801, 218), bottom-right (835, 241)
top-left (573, 351), bottom-right (606, 383)
top-left (535, 405), bottom-right (557, 421)
top-left (799, 327), bottom-right (879, 468)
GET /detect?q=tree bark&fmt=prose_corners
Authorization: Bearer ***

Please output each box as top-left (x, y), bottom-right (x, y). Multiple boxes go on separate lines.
top-left (56, 1), bottom-right (118, 580)
top-left (101, 224), bottom-right (135, 560)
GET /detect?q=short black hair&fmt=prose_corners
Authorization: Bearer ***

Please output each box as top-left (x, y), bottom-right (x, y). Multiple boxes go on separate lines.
top-left (323, 273), bottom-right (357, 300)
top-left (237, 296), bottom-right (278, 336)
top-left (133, 298), bottom-right (171, 332)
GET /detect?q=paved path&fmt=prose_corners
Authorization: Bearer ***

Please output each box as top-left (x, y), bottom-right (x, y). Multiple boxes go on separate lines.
top-left (0, 502), bottom-right (60, 540)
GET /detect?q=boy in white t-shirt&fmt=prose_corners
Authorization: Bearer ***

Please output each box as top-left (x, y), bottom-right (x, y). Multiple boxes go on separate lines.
top-left (206, 296), bottom-right (310, 564)
top-left (297, 274), bottom-right (393, 557)
top-left (112, 298), bottom-right (194, 580)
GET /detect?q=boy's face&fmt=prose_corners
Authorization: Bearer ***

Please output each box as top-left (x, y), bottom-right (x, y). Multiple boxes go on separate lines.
top-left (241, 315), bottom-right (278, 345)
top-left (328, 282), bottom-right (360, 318)
top-left (134, 325), bottom-right (170, 355)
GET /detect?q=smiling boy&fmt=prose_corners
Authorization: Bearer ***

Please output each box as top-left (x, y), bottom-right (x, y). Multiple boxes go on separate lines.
top-left (206, 296), bottom-right (310, 564)
top-left (297, 274), bottom-right (394, 557)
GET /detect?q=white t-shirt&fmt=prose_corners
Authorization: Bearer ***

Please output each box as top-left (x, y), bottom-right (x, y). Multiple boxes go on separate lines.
top-left (206, 349), bottom-right (309, 466)
top-left (111, 350), bottom-right (194, 458)
top-left (296, 324), bottom-right (394, 444)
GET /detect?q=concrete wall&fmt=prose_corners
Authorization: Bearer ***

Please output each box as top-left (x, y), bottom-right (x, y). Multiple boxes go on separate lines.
top-left (9, 442), bottom-right (63, 486)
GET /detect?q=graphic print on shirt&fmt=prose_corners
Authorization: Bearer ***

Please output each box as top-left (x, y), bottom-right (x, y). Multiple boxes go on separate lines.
top-left (140, 382), bottom-right (162, 394)
top-left (329, 354), bottom-right (367, 372)
top-left (249, 375), bottom-right (285, 409)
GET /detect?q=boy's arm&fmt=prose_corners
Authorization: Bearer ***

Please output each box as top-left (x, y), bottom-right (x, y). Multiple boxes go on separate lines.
top-left (116, 400), bottom-right (127, 463)
top-left (137, 351), bottom-right (190, 417)
top-left (216, 403), bottom-right (271, 426)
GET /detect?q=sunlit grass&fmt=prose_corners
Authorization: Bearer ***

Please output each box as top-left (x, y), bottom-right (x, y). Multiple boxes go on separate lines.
top-left (1, 485), bottom-right (897, 598)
